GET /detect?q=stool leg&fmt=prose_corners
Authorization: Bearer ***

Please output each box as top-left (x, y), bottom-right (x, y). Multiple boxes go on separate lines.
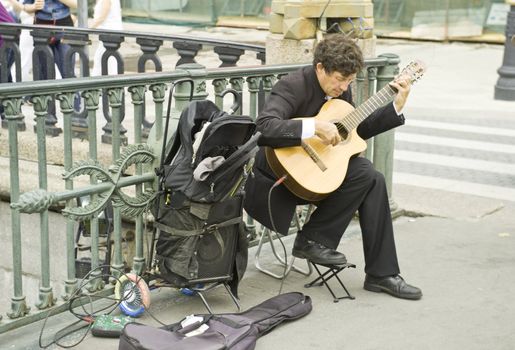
top-left (306, 264), bottom-right (342, 302)
top-left (286, 256), bottom-right (312, 277)
top-left (254, 228), bottom-right (287, 279)
top-left (304, 264), bottom-right (337, 288)
top-left (223, 283), bottom-right (241, 311)
top-left (196, 290), bottom-right (214, 314)
top-left (304, 263), bottom-right (356, 302)
top-left (254, 228), bottom-right (312, 279)
top-left (193, 282), bottom-right (241, 314)
top-left (332, 270), bottom-right (355, 300)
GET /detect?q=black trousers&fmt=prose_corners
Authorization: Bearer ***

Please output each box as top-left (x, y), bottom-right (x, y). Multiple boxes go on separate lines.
top-left (298, 156), bottom-right (400, 277)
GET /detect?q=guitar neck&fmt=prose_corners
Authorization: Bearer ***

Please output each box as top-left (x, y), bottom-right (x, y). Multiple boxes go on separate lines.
top-left (339, 84), bottom-right (397, 131)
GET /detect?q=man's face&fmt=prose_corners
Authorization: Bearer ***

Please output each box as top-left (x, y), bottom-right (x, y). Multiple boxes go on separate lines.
top-left (315, 63), bottom-right (356, 98)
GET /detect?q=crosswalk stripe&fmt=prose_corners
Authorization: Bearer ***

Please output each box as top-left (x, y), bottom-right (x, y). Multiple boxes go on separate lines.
top-left (393, 172), bottom-right (515, 202)
top-left (396, 132), bottom-right (515, 154)
top-left (407, 119), bottom-right (515, 137)
top-left (394, 150), bottom-right (515, 175)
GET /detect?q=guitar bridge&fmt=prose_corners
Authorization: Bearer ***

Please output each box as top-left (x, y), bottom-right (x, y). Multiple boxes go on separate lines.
top-left (301, 141), bottom-right (327, 171)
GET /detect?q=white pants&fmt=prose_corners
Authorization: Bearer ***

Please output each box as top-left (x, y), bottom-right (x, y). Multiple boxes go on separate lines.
top-left (91, 43), bottom-right (119, 76)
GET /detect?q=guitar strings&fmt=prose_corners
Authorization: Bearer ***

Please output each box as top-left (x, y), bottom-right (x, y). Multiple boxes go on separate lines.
top-left (333, 84), bottom-right (398, 134)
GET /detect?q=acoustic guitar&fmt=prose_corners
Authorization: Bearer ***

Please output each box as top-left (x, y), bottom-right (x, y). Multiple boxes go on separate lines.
top-left (266, 61), bottom-right (425, 202)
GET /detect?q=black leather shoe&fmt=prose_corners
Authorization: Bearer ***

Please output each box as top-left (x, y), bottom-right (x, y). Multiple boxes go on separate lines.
top-left (292, 235), bottom-right (347, 265)
top-left (364, 274), bottom-right (422, 300)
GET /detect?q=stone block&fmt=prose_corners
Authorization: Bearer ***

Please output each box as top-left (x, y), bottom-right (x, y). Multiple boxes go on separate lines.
top-left (273, 0), bottom-right (357, 14)
top-left (356, 36), bottom-right (376, 59)
top-left (266, 33), bottom-right (316, 65)
top-left (271, 0), bottom-right (287, 15)
top-left (283, 17), bottom-right (317, 40)
top-left (269, 13), bottom-right (284, 34)
top-left (274, 0), bottom-right (372, 14)
top-left (284, 2), bottom-right (373, 19)
top-left (266, 33), bottom-right (375, 65)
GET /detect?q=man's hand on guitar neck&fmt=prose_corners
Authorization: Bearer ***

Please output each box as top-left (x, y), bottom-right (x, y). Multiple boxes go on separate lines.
top-left (315, 120), bottom-right (341, 146)
top-left (390, 76), bottom-right (411, 114)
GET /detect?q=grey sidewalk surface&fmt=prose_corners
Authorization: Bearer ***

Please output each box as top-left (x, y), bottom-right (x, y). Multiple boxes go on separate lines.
top-left (1, 22), bottom-right (515, 350)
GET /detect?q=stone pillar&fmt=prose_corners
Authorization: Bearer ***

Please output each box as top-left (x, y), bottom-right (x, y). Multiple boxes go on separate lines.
top-left (266, 0), bottom-right (376, 65)
top-left (494, 0), bottom-right (515, 101)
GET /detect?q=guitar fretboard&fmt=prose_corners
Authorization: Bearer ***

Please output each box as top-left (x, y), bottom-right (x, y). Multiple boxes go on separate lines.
top-left (337, 84), bottom-right (397, 132)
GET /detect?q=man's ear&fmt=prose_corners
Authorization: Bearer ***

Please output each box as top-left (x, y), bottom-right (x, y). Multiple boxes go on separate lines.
top-left (315, 62), bottom-right (325, 74)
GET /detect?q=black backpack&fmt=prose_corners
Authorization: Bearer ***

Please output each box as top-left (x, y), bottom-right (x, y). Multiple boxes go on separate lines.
top-left (159, 99), bottom-right (258, 205)
top-left (153, 97), bottom-right (259, 293)
top-left (118, 292), bottom-right (312, 350)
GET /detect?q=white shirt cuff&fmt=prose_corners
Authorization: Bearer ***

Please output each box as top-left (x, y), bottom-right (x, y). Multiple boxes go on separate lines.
top-left (301, 119), bottom-right (315, 139)
top-left (393, 102), bottom-right (403, 116)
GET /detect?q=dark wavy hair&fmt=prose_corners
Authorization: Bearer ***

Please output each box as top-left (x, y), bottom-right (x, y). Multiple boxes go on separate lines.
top-left (313, 34), bottom-right (364, 76)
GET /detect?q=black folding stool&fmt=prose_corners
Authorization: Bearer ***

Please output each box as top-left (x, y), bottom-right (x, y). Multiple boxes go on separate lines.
top-left (304, 261), bottom-right (356, 302)
top-left (254, 204), bottom-right (357, 302)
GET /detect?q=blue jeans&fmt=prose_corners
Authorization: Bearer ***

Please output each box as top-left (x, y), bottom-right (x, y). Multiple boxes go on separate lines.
top-left (36, 39), bottom-right (71, 80)
top-left (35, 40), bottom-right (81, 111)
top-left (33, 14), bottom-right (80, 112)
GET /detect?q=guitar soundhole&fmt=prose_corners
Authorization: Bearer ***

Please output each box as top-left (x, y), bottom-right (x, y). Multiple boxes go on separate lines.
top-left (334, 121), bottom-right (348, 140)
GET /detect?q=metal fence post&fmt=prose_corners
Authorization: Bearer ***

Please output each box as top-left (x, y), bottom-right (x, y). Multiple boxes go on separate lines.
top-left (374, 53), bottom-right (400, 212)
top-left (4, 97), bottom-right (30, 319)
top-left (137, 38), bottom-right (163, 140)
top-left (82, 88), bottom-right (105, 293)
top-left (100, 34), bottom-right (127, 145)
top-left (64, 32), bottom-right (91, 140)
top-left (33, 94), bottom-right (56, 309)
top-left (107, 87), bottom-right (125, 279)
top-left (30, 29), bottom-right (62, 137)
top-left (214, 46), bottom-right (244, 67)
top-left (128, 85), bottom-right (148, 275)
top-left (58, 92), bottom-right (80, 300)
top-left (213, 78), bottom-right (229, 109)
top-left (173, 41), bottom-right (202, 67)
top-left (170, 63), bottom-right (208, 133)
top-left (148, 82), bottom-right (167, 171)
top-left (494, 2), bottom-right (515, 101)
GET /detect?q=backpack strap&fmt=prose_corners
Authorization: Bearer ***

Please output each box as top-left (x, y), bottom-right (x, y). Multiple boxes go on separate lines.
top-left (155, 216), bottom-right (242, 238)
top-left (159, 79), bottom-right (194, 171)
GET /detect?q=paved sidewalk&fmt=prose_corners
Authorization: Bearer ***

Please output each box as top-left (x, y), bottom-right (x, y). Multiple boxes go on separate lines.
top-left (2, 199), bottom-right (515, 350)
top-left (1, 22), bottom-right (515, 350)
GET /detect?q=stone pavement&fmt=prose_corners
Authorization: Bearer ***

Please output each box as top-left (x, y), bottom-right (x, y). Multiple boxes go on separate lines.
top-left (2, 200), bottom-right (515, 350)
top-left (1, 22), bottom-right (515, 350)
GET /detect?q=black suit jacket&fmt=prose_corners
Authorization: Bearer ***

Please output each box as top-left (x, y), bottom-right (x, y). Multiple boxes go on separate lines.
top-left (244, 66), bottom-right (404, 234)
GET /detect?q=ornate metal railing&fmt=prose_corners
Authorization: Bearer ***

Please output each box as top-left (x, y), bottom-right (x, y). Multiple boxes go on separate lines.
top-left (0, 55), bottom-right (399, 333)
top-left (0, 22), bottom-right (265, 139)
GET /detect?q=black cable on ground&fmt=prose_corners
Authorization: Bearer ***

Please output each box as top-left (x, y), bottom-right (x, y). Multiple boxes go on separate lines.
top-left (38, 266), bottom-right (166, 349)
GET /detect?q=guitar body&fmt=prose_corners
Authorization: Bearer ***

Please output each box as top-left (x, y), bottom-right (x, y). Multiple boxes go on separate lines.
top-left (266, 99), bottom-right (367, 202)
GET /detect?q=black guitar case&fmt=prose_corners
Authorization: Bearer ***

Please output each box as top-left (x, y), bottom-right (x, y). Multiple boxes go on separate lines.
top-left (118, 292), bottom-right (312, 350)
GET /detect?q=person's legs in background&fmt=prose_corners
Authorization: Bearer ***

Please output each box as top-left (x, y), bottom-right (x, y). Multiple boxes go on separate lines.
top-left (53, 40), bottom-right (80, 110)
top-left (0, 47), bottom-right (15, 118)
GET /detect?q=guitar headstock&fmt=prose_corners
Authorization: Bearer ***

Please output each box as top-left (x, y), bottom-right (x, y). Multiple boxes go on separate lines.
top-left (397, 60), bottom-right (426, 85)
